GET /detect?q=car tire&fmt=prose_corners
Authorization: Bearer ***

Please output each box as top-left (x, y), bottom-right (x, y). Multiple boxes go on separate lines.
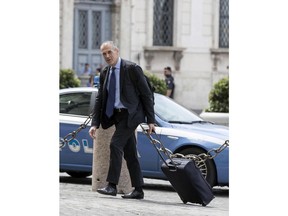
top-left (179, 148), bottom-right (216, 187)
top-left (66, 171), bottom-right (92, 178)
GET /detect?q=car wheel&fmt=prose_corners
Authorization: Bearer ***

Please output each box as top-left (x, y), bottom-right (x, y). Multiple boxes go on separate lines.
top-left (66, 171), bottom-right (92, 178)
top-left (179, 148), bottom-right (216, 187)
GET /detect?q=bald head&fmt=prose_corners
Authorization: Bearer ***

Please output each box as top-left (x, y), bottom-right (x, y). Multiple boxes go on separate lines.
top-left (100, 41), bottom-right (120, 66)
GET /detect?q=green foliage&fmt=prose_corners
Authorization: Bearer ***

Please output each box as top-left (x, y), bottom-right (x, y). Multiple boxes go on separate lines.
top-left (206, 77), bottom-right (229, 112)
top-left (59, 69), bottom-right (81, 89)
top-left (144, 71), bottom-right (167, 95)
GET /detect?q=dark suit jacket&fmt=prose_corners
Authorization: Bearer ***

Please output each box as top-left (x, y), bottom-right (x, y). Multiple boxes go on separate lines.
top-left (91, 59), bottom-right (155, 129)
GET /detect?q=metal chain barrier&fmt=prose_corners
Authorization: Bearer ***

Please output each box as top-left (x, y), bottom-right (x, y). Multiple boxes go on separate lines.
top-left (59, 114), bottom-right (93, 149)
top-left (140, 124), bottom-right (229, 163)
top-left (171, 140), bottom-right (229, 163)
top-left (60, 120), bottom-right (229, 164)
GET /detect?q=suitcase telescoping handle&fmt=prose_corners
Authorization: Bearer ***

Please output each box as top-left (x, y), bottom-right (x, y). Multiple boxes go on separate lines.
top-left (140, 124), bottom-right (177, 168)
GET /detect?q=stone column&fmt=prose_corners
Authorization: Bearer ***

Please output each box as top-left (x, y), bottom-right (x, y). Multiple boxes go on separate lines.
top-left (91, 125), bottom-right (132, 194)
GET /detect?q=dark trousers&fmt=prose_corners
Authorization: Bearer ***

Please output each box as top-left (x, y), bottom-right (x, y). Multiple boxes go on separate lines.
top-left (106, 110), bottom-right (144, 187)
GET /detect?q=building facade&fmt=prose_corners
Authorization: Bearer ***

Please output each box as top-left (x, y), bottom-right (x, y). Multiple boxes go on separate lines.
top-left (59, 0), bottom-right (229, 112)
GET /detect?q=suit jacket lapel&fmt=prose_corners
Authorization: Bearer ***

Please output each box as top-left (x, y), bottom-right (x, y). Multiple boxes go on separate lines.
top-left (103, 66), bottom-right (111, 90)
top-left (119, 60), bottom-right (125, 93)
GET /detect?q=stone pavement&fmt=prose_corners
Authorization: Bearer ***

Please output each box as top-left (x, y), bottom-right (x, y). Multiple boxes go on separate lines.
top-left (60, 175), bottom-right (229, 216)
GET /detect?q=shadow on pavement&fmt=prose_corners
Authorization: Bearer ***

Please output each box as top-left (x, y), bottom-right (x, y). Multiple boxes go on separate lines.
top-left (59, 175), bottom-right (174, 191)
top-left (60, 175), bottom-right (228, 197)
top-left (60, 175), bottom-right (92, 185)
top-left (96, 195), bottom-right (210, 207)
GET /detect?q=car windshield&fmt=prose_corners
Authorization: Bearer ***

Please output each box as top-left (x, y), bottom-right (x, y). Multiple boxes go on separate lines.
top-left (154, 93), bottom-right (202, 123)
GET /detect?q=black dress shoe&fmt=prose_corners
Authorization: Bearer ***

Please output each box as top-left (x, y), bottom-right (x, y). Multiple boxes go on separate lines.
top-left (121, 190), bottom-right (144, 199)
top-left (97, 185), bottom-right (117, 196)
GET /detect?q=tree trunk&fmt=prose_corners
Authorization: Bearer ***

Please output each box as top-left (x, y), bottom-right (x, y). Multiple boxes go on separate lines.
top-left (91, 125), bottom-right (132, 194)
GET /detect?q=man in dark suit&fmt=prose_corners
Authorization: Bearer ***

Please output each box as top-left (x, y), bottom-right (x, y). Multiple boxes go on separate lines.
top-left (89, 41), bottom-right (155, 199)
top-left (164, 66), bottom-right (175, 99)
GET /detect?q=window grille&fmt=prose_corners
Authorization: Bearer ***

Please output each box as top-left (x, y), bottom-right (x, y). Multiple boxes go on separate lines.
top-left (92, 11), bottom-right (102, 49)
top-left (78, 10), bottom-right (88, 49)
top-left (78, 0), bottom-right (112, 2)
top-left (153, 0), bottom-right (174, 46)
top-left (219, 0), bottom-right (229, 48)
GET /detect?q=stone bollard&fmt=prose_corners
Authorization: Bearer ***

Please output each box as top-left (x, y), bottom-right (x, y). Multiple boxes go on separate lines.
top-left (91, 125), bottom-right (133, 194)
top-left (78, 75), bottom-right (90, 87)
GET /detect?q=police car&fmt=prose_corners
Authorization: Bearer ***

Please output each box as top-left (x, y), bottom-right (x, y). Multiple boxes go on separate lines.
top-left (60, 87), bottom-right (229, 187)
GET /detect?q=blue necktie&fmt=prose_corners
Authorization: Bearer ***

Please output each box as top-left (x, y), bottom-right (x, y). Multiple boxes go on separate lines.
top-left (105, 67), bottom-right (116, 117)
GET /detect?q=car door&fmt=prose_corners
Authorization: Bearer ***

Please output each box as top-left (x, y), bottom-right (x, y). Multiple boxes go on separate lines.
top-left (59, 91), bottom-right (94, 172)
top-left (136, 127), bottom-right (161, 176)
top-left (136, 123), bottom-right (184, 179)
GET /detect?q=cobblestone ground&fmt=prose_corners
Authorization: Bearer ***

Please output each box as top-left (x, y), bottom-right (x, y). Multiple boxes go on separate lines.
top-left (60, 177), bottom-right (229, 216)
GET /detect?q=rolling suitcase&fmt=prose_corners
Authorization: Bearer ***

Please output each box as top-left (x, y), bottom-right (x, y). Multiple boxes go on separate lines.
top-left (160, 158), bottom-right (215, 206)
top-left (140, 124), bottom-right (215, 206)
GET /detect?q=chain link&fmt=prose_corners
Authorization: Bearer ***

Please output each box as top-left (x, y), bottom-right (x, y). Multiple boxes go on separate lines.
top-left (59, 137), bottom-right (65, 149)
top-left (140, 126), bottom-right (229, 166)
top-left (171, 140), bottom-right (229, 162)
top-left (59, 114), bottom-right (93, 149)
top-left (139, 124), bottom-right (229, 163)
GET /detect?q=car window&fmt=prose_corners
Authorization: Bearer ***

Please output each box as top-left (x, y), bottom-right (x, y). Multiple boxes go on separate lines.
top-left (60, 92), bottom-right (92, 116)
top-left (154, 93), bottom-right (202, 123)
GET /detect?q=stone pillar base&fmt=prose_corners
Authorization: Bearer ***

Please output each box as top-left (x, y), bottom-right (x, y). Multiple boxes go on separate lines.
top-left (91, 125), bottom-right (133, 194)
